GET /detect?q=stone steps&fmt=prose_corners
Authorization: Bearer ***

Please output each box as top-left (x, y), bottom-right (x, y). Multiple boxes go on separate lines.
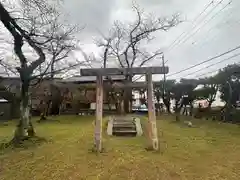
top-left (107, 116), bottom-right (143, 137)
top-left (113, 126), bottom-right (136, 131)
top-left (112, 129), bottom-right (137, 136)
top-left (112, 118), bottom-right (137, 137)
top-left (113, 123), bottom-right (136, 127)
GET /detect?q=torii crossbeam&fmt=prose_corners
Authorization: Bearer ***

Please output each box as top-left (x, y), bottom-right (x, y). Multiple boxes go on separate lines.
top-left (80, 66), bottom-right (169, 152)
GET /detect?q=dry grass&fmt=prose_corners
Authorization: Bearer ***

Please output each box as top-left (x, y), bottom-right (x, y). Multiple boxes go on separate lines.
top-left (0, 115), bottom-right (240, 180)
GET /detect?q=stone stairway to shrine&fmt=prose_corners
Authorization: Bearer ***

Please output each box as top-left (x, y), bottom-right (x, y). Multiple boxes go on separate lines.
top-left (107, 116), bottom-right (143, 137)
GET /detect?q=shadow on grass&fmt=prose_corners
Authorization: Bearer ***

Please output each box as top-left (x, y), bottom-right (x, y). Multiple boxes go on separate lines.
top-left (35, 115), bottom-right (95, 124)
top-left (36, 118), bottom-right (61, 124)
top-left (88, 146), bottom-right (108, 155)
top-left (0, 136), bottom-right (49, 154)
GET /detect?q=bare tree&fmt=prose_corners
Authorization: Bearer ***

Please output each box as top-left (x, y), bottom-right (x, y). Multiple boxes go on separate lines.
top-left (0, 0), bottom-right (87, 143)
top-left (0, 1), bottom-right (46, 142)
top-left (96, 4), bottom-right (180, 113)
top-left (27, 12), bottom-right (83, 120)
top-left (98, 5), bottom-right (180, 68)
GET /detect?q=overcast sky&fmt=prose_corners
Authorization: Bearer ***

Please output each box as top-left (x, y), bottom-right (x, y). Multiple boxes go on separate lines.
top-left (0, 0), bottom-right (239, 80)
top-left (64, 0), bottom-right (240, 80)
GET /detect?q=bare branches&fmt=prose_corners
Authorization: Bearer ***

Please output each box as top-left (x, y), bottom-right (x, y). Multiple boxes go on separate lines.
top-left (0, 0), bottom-right (86, 85)
top-left (31, 60), bottom-right (88, 80)
top-left (97, 3), bottom-right (180, 69)
top-left (138, 50), bottom-right (163, 67)
top-left (95, 30), bottom-right (115, 68)
top-left (0, 2), bottom-right (46, 80)
top-left (0, 60), bottom-right (18, 76)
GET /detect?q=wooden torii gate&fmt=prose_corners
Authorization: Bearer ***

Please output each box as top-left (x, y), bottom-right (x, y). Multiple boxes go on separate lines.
top-left (80, 66), bottom-right (169, 152)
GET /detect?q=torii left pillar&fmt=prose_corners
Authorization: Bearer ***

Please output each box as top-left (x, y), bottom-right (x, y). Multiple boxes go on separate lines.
top-left (146, 72), bottom-right (159, 151)
top-left (95, 74), bottom-right (103, 152)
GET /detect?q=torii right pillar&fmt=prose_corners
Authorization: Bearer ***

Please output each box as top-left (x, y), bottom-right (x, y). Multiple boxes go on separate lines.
top-left (146, 72), bottom-right (159, 151)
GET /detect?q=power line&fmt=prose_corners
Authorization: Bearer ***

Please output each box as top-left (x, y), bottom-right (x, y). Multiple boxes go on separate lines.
top-left (196, 68), bottom-right (221, 77)
top-left (179, 0), bottom-right (232, 46)
top-left (191, 20), bottom-right (238, 49)
top-left (167, 44), bottom-right (240, 77)
top-left (182, 52), bottom-right (240, 77)
top-left (195, 61), bottom-right (240, 77)
top-left (165, 0), bottom-right (215, 53)
top-left (166, 0), bottom-right (224, 54)
top-left (191, 4), bottom-right (237, 45)
top-left (168, 0), bottom-right (228, 54)
top-left (191, 1), bottom-right (215, 23)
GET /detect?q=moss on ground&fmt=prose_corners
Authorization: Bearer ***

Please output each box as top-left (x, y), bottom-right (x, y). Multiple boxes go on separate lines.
top-left (0, 115), bottom-right (239, 180)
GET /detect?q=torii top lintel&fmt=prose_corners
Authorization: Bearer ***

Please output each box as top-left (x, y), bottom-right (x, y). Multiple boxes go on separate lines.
top-left (80, 66), bottom-right (169, 76)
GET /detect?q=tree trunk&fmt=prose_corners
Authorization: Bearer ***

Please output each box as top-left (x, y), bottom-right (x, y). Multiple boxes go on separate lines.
top-left (39, 97), bottom-right (50, 121)
top-left (106, 90), bottom-right (113, 111)
top-left (163, 98), bottom-right (171, 114)
top-left (175, 104), bottom-right (180, 121)
top-left (123, 75), bottom-right (132, 113)
top-left (115, 102), bottom-right (119, 114)
top-left (156, 101), bottom-right (161, 116)
top-left (120, 100), bottom-right (125, 114)
top-left (175, 100), bottom-right (183, 121)
top-left (225, 103), bottom-right (233, 122)
top-left (208, 101), bottom-right (213, 108)
top-left (50, 56), bottom-right (55, 79)
top-left (123, 91), bottom-right (129, 114)
top-left (182, 105), bottom-right (187, 115)
top-left (189, 102), bottom-right (194, 116)
top-left (13, 82), bottom-right (35, 142)
top-left (47, 59), bottom-right (56, 116)
top-left (207, 100), bottom-right (213, 111)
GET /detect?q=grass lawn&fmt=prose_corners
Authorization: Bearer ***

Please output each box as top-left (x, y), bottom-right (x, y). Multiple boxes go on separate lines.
top-left (0, 115), bottom-right (240, 180)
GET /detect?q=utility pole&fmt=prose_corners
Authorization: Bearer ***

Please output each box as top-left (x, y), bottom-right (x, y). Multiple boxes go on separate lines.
top-left (162, 53), bottom-right (167, 113)
top-left (162, 54), bottom-right (166, 94)
top-left (162, 54), bottom-right (166, 101)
